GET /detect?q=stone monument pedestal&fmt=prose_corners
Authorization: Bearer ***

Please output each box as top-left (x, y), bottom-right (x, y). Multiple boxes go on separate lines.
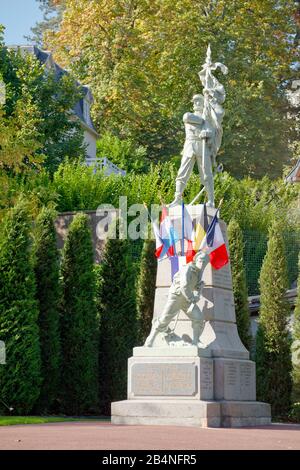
top-left (111, 206), bottom-right (271, 427)
top-left (111, 347), bottom-right (271, 427)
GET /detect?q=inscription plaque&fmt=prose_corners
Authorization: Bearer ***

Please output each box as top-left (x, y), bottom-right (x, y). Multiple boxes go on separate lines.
top-left (211, 265), bottom-right (232, 290)
top-left (240, 362), bottom-right (255, 399)
top-left (132, 363), bottom-right (197, 397)
top-left (226, 362), bottom-right (238, 387)
top-left (215, 359), bottom-right (256, 400)
top-left (200, 360), bottom-right (213, 396)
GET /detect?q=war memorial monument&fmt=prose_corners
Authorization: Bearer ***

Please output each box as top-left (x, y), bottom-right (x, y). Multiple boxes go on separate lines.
top-left (111, 47), bottom-right (271, 427)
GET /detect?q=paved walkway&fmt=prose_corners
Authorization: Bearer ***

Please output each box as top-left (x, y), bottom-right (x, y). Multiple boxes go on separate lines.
top-left (0, 422), bottom-right (300, 450)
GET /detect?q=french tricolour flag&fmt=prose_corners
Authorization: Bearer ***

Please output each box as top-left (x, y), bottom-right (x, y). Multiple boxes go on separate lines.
top-left (182, 203), bottom-right (196, 264)
top-left (153, 220), bottom-right (164, 258)
top-left (200, 211), bottom-right (229, 270)
top-left (153, 206), bottom-right (178, 259)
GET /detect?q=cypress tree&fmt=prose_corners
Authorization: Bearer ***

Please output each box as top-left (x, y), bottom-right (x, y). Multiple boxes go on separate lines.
top-left (256, 219), bottom-right (292, 416)
top-left (33, 207), bottom-right (61, 413)
top-left (60, 213), bottom-right (99, 415)
top-left (136, 238), bottom-right (157, 344)
top-left (0, 201), bottom-right (41, 414)
top-left (228, 219), bottom-right (251, 350)
top-left (292, 253), bottom-right (300, 403)
top-left (96, 237), bottom-right (137, 415)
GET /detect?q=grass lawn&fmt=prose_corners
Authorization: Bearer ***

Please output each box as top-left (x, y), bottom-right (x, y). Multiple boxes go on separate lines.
top-left (0, 416), bottom-right (108, 426)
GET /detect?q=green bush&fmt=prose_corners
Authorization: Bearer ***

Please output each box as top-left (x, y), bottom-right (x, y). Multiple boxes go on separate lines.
top-left (292, 253), bottom-right (300, 403)
top-left (97, 132), bottom-right (149, 174)
top-left (1, 160), bottom-right (299, 297)
top-left (51, 160), bottom-right (175, 212)
top-left (96, 236), bottom-right (138, 415)
top-left (60, 213), bottom-right (99, 415)
top-left (0, 200), bottom-right (41, 414)
top-left (228, 219), bottom-right (251, 350)
top-left (33, 207), bottom-right (61, 413)
top-left (288, 403), bottom-right (300, 423)
top-left (256, 219), bottom-right (292, 416)
top-left (136, 238), bottom-right (157, 344)
top-left (2, 159), bottom-right (299, 232)
top-left (0, 39), bottom-right (85, 174)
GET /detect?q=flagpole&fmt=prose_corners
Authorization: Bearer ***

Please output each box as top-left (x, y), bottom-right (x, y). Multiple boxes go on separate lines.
top-left (181, 199), bottom-right (185, 256)
top-left (144, 201), bottom-right (178, 258)
top-left (208, 198), bottom-right (224, 225)
top-left (189, 163), bottom-right (223, 206)
top-left (216, 197), bottom-right (224, 216)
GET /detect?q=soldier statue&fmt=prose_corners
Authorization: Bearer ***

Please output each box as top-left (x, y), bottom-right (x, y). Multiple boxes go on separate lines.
top-left (145, 251), bottom-right (209, 347)
top-left (170, 45), bottom-right (228, 208)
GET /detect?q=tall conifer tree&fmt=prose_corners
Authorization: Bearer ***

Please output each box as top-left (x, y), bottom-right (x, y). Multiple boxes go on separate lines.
top-left (34, 207), bottom-right (60, 412)
top-left (228, 219), bottom-right (251, 350)
top-left (0, 201), bottom-right (41, 414)
top-left (60, 213), bottom-right (99, 414)
top-left (256, 220), bottom-right (292, 416)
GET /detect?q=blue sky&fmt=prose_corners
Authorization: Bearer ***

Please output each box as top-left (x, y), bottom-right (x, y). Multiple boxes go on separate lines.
top-left (1, 0), bottom-right (43, 45)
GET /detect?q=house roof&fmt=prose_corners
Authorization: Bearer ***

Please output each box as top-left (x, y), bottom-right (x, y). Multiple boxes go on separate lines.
top-left (285, 160), bottom-right (300, 183)
top-left (9, 45), bottom-right (98, 135)
top-left (249, 287), bottom-right (298, 315)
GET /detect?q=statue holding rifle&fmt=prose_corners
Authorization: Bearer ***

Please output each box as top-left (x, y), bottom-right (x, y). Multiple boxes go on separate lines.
top-left (170, 45), bottom-right (228, 208)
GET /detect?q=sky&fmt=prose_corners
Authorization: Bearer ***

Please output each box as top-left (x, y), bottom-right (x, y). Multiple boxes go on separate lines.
top-left (0, 0), bottom-right (43, 45)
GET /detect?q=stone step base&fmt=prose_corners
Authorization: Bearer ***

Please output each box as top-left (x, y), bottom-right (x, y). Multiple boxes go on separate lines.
top-left (111, 400), bottom-right (271, 428)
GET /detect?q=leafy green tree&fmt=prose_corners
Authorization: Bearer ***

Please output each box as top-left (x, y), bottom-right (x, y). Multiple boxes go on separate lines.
top-left (27, 1), bottom-right (66, 47)
top-left (0, 26), bottom-right (43, 173)
top-left (33, 207), bottom-right (61, 412)
top-left (96, 236), bottom-right (138, 415)
top-left (47, 0), bottom-right (297, 177)
top-left (228, 219), bottom-right (251, 350)
top-left (34, 70), bottom-right (85, 173)
top-left (0, 28), bottom-right (85, 174)
top-left (292, 253), bottom-right (300, 403)
top-left (136, 238), bottom-right (157, 343)
top-left (256, 219), bottom-right (292, 416)
top-left (0, 200), bottom-right (41, 414)
top-left (97, 132), bottom-right (148, 174)
top-left (60, 213), bottom-right (99, 415)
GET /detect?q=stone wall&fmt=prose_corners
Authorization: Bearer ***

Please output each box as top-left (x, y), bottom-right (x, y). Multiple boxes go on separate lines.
top-left (55, 209), bottom-right (118, 263)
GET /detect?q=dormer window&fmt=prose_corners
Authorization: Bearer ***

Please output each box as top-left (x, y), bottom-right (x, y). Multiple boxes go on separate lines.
top-left (83, 98), bottom-right (90, 124)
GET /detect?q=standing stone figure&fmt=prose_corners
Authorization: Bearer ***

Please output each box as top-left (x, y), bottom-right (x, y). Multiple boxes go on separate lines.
top-left (145, 251), bottom-right (209, 347)
top-left (170, 45), bottom-right (228, 208)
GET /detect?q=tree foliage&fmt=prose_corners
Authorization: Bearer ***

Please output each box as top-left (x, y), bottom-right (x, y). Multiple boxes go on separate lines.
top-left (27, 1), bottom-right (66, 47)
top-left (228, 219), bottom-right (251, 350)
top-left (0, 25), bottom-right (85, 174)
top-left (256, 219), bottom-right (292, 416)
top-left (33, 207), bottom-right (61, 413)
top-left (45, 0), bottom-right (298, 177)
top-left (0, 27), bottom-right (43, 172)
top-left (60, 213), bottom-right (99, 415)
top-left (2, 158), bottom-right (299, 233)
top-left (292, 253), bottom-right (300, 403)
top-left (97, 132), bottom-right (149, 174)
top-left (0, 200), bottom-right (41, 415)
top-left (34, 70), bottom-right (85, 173)
top-left (136, 238), bottom-right (157, 344)
top-left (96, 236), bottom-right (138, 415)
